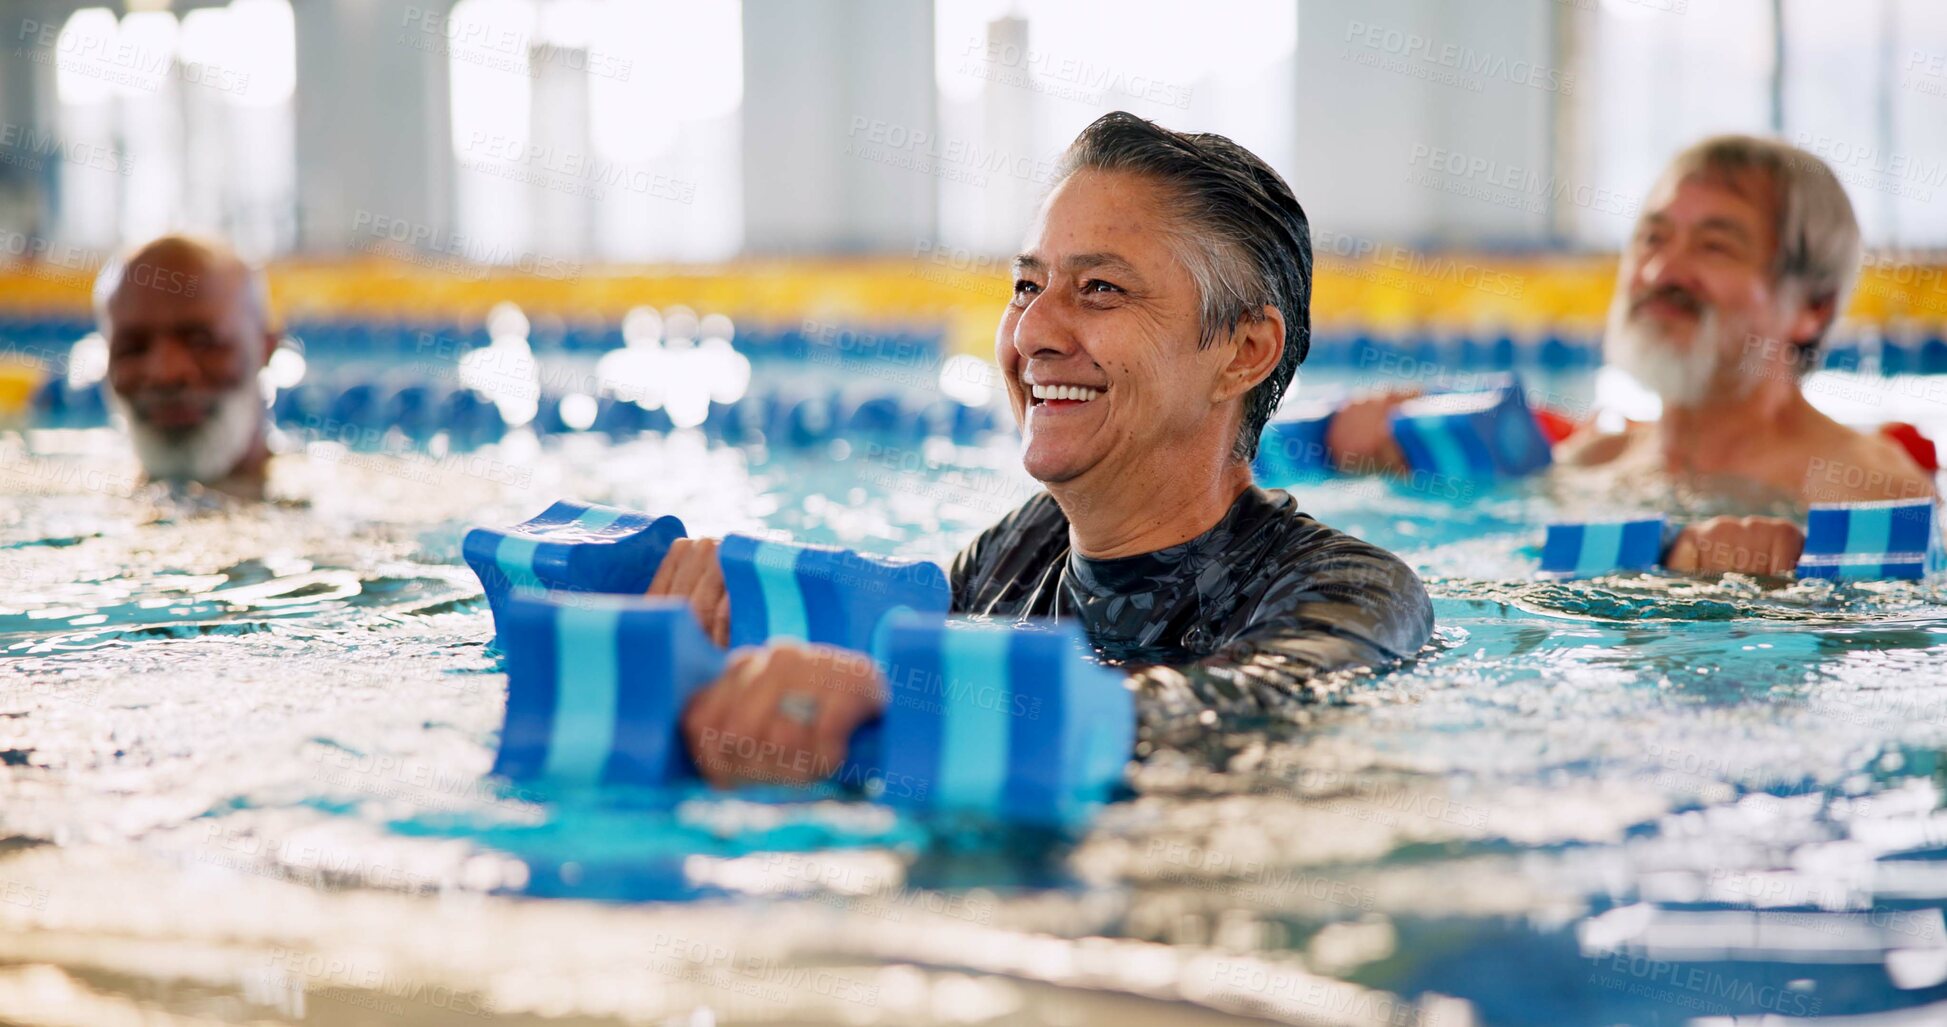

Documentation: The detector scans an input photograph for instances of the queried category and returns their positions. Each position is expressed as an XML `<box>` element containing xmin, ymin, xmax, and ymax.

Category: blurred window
<box><xmin>932</xmin><ymin>0</ymin><xmax>1297</xmax><ymax>254</ymax></box>
<box><xmin>448</xmin><ymin>0</ymin><xmax>744</xmax><ymax>265</ymax></box>
<box><xmin>49</xmin><ymin>1</ymin><xmax>296</xmax><ymax>259</ymax></box>
<box><xmin>1565</xmin><ymin>0</ymin><xmax>1947</xmax><ymax>248</ymax></box>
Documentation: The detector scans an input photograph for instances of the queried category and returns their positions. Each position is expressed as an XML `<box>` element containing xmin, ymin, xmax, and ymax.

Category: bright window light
<box><xmin>113</xmin><ymin>11</ymin><xmax>180</xmax><ymax>98</ymax></box>
<box><xmin>54</xmin><ymin>8</ymin><xmax>122</xmax><ymax>106</ymax></box>
<box><xmin>225</xmin><ymin>0</ymin><xmax>297</xmax><ymax>107</ymax></box>
<box><xmin>933</xmin><ymin>0</ymin><xmax>1013</xmax><ymax>104</ymax></box>
<box><xmin>537</xmin><ymin>0</ymin><xmax>601</xmax><ymax>49</ymax></box>
<box><xmin>447</xmin><ymin>0</ymin><xmax>538</xmax><ymax>155</ymax></box>
<box><xmin>588</xmin><ymin>0</ymin><xmax>742</xmax><ymax>162</ymax></box>
<box><xmin>933</xmin><ymin>0</ymin><xmax>1296</xmax><ymax>253</ymax></box>
<box><xmin>177</xmin><ymin>8</ymin><xmax>231</xmax><ymax>67</ymax></box>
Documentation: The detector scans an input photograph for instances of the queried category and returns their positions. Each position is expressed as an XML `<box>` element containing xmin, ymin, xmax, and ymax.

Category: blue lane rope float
<box><xmin>267</xmin><ymin>377</ymin><xmax>1003</xmax><ymax>450</ymax></box>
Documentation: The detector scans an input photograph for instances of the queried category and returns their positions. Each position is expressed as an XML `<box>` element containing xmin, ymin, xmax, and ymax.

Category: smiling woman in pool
<box><xmin>667</xmin><ymin>112</ymin><xmax>1434</xmax><ymax>783</ymax></box>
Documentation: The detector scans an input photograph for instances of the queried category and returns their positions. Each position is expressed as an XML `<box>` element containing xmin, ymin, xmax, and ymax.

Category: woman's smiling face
<box><xmin>998</xmin><ymin>169</ymin><xmax>1242</xmax><ymax>487</ymax></box>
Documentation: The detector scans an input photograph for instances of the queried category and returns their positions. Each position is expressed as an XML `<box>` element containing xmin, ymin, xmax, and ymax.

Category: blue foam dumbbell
<box><xmin>1389</xmin><ymin>377</ymin><xmax>1553</xmax><ymax>480</ymax></box>
<box><xmin>1540</xmin><ymin>500</ymin><xmax>1945</xmax><ymax>581</ymax></box>
<box><xmin>718</xmin><ymin>534</ymin><xmax>951</xmax><ymax>651</ymax></box>
<box><xmin>1252</xmin><ymin>397</ymin><xmax>1337</xmax><ymax>479</ymax></box>
<box><xmin>1539</xmin><ymin>517</ymin><xmax>1671</xmax><ymax>578</ymax></box>
<box><xmin>485</xmin><ymin>531</ymin><xmax>950</xmax><ymax>786</ymax></box>
<box><xmin>1254</xmin><ymin>375</ymin><xmax>1553</xmax><ymax>481</ymax></box>
<box><xmin>1797</xmin><ymin>499</ymin><xmax>1944</xmax><ymax>581</ymax></box>
<box><xmin>868</xmin><ymin>615</ymin><xmax>1134</xmax><ymax>823</ymax></box>
<box><xmin>491</xmin><ymin>594</ymin><xmax>1133</xmax><ymax>824</ymax></box>
<box><xmin>482</xmin><ymin>525</ymin><xmax>1132</xmax><ymax>822</ymax></box>
<box><xmin>494</xmin><ymin>594</ymin><xmax>724</xmax><ymax>784</ymax></box>
<box><xmin>461</xmin><ymin>500</ymin><xmax>688</xmax><ymax>645</ymax></box>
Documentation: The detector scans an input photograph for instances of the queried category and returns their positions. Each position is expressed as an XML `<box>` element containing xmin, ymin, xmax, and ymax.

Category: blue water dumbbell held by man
<box><xmin>1254</xmin><ymin>374</ymin><xmax>1552</xmax><ymax>483</ymax></box>
<box><xmin>1796</xmin><ymin>498</ymin><xmax>1945</xmax><ymax>580</ymax></box>
<box><xmin>1539</xmin><ymin>498</ymin><xmax>1945</xmax><ymax>581</ymax></box>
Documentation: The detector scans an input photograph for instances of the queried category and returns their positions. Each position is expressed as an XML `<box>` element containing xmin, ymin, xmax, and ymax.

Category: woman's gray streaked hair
<box><xmin>1661</xmin><ymin>134</ymin><xmax>1863</xmax><ymax>360</ymax></box>
<box><xmin>1050</xmin><ymin>111</ymin><xmax>1312</xmax><ymax>463</ymax></box>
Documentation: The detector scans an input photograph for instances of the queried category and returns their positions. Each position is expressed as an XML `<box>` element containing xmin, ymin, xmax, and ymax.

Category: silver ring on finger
<box><xmin>776</xmin><ymin>693</ymin><xmax>821</xmax><ymax>727</ymax></box>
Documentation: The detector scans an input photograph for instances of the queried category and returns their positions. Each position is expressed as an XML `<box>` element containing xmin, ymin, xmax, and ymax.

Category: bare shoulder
<box><xmin>1554</xmin><ymin>420</ymin><xmax>1648</xmax><ymax>468</ymax></box>
<box><xmin>1799</xmin><ymin>420</ymin><xmax>1938</xmax><ymax>503</ymax></box>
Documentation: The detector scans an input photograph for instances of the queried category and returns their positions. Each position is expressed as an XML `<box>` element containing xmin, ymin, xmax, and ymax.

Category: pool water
<box><xmin>2</xmin><ymin>365</ymin><xmax>1947</xmax><ymax>1026</ymax></box>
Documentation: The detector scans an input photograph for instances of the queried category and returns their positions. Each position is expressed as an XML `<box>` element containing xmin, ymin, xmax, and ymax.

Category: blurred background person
<box><xmin>96</xmin><ymin>235</ymin><xmax>276</xmax><ymax>497</ymax></box>
<box><xmin>1323</xmin><ymin>136</ymin><xmax>1937</xmax><ymax>575</ymax></box>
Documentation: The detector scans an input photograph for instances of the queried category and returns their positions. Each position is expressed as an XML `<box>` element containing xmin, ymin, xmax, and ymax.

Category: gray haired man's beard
<box><xmin>1603</xmin><ymin>291</ymin><xmax>1729</xmax><ymax>410</ymax></box>
<box><xmin>110</xmin><ymin>378</ymin><xmax>266</xmax><ymax>485</ymax></box>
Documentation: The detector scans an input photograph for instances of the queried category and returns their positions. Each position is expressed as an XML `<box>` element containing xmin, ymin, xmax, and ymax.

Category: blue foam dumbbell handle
<box><xmin>1539</xmin><ymin>517</ymin><xmax>1671</xmax><ymax>578</ymax></box>
<box><xmin>494</xmin><ymin>594</ymin><xmax>724</xmax><ymax>784</ymax></box>
<box><xmin>865</xmin><ymin>615</ymin><xmax>1134</xmax><ymax>824</ymax></box>
<box><xmin>462</xmin><ymin>500</ymin><xmax>688</xmax><ymax>645</ymax></box>
<box><xmin>1797</xmin><ymin>498</ymin><xmax>1944</xmax><ymax>581</ymax></box>
<box><xmin>718</xmin><ymin>534</ymin><xmax>952</xmax><ymax>652</ymax></box>
<box><xmin>1389</xmin><ymin>376</ymin><xmax>1553</xmax><ymax>480</ymax></box>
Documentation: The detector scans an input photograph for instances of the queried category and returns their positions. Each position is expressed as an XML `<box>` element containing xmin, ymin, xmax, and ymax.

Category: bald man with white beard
<box><xmin>1327</xmin><ymin>136</ymin><xmax>1936</xmax><ymax>576</ymax></box>
<box><xmin>97</xmin><ymin>236</ymin><xmax>277</xmax><ymax>499</ymax></box>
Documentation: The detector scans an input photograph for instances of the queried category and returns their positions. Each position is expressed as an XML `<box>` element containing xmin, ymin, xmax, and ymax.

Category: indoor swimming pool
<box><xmin>2</xmin><ymin>354</ymin><xmax>1946</xmax><ymax>1026</ymax></box>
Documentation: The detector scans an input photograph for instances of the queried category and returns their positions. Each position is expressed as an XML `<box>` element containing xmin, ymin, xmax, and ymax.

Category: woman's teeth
<box><xmin>1030</xmin><ymin>384</ymin><xmax>1103</xmax><ymax>402</ymax></box>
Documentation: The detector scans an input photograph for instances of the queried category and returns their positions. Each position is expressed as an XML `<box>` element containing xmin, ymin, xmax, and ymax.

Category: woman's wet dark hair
<box><xmin>1053</xmin><ymin>111</ymin><xmax>1313</xmax><ymax>461</ymax></box>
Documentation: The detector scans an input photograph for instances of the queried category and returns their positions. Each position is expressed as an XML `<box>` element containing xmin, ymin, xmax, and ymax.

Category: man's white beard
<box><xmin>112</xmin><ymin>376</ymin><xmax>266</xmax><ymax>485</ymax></box>
<box><xmin>1603</xmin><ymin>292</ymin><xmax>1726</xmax><ymax>410</ymax></box>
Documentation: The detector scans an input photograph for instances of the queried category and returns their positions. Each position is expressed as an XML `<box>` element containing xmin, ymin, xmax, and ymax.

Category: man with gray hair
<box><xmin>663</xmin><ymin>112</ymin><xmax>1434</xmax><ymax>783</ymax></box>
<box><xmin>1329</xmin><ymin>135</ymin><xmax>1935</xmax><ymax>575</ymax></box>
<box><xmin>97</xmin><ymin>235</ymin><xmax>278</xmax><ymax>498</ymax></box>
